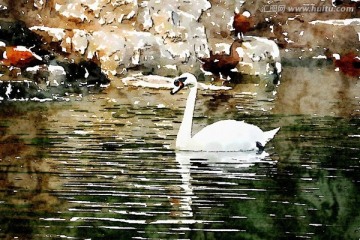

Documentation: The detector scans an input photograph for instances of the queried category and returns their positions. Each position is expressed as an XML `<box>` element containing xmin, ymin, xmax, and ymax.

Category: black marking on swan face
<box><xmin>175</xmin><ymin>77</ymin><xmax>187</xmax><ymax>85</ymax></box>
<box><xmin>170</xmin><ymin>77</ymin><xmax>187</xmax><ymax>95</ymax></box>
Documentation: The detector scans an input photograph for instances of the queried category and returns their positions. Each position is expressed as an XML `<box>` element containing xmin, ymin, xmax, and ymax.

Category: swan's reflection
<box><xmin>174</xmin><ymin>150</ymin><xmax>275</xmax><ymax>217</ymax></box>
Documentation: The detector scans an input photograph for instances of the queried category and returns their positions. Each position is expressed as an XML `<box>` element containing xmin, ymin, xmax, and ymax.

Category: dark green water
<box><xmin>0</xmin><ymin>75</ymin><xmax>359</xmax><ymax>239</ymax></box>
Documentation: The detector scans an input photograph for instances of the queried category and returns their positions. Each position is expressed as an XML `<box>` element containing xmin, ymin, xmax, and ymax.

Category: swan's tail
<box><xmin>263</xmin><ymin>127</ymin><xmax>280</xmax><ymax>144</ymax></box>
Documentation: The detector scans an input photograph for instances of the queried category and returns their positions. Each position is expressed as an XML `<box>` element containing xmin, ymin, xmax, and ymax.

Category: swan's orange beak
<box><xmin>170</xmin><ymin>77</ymin><xmax>186</xmax><ymax>95</ymax></box>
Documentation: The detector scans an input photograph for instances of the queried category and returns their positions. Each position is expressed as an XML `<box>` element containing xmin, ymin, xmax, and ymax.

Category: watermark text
<box><xmin>260</xmin><ymin>4</ymin><xmax>355</xmax><ymax>13</ymax></box>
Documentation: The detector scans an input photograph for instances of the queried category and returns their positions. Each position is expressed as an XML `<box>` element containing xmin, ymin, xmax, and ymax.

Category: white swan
<box><xmin>171</xmin><ymin>73</ymin><xmax>280</xmax><ymax>152</ymax></box>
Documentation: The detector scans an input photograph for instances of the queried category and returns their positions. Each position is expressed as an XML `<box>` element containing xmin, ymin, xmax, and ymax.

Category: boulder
<box><xmin>237</xmin><ymin>36</ymin><xmax>281</xmax><ymax>78</ymax></box>
<box><xmin>20</xmin><ymin>0</ymin><xmax>212</xmax><ymax>78</ymax></box>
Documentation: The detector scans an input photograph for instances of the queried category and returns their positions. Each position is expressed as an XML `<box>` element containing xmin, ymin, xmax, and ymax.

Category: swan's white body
<box><xmin>172</xmin><ymin>73</ymin><xmax>279</xmax><ymax>152</ymax></box>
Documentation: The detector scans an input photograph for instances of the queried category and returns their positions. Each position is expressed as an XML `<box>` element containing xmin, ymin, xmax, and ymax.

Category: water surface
<box><xmin>0</xmin><ymin>69</ymin><xmax>359</xmax><ymax>239</ymax></box>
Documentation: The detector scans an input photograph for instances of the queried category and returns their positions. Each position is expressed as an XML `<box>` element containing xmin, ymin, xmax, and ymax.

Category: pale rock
<box><xmin>55</xmin><ymin>3</ymin><xmax>89</xmax><ymax>22</ymax></box>
<box><xmin>26</xmin><ymin>0</ymin><xmax>211</xmax><ymax>77</ymax></box>
<box><xmin>178</xmin><ymin>0</ymin><xmax>212</xmax><ymax>20</ymax></box>
<box><xmin>214</xmin><ymin>43</ymin><xmax>232</xmax><ymax>54</ymax></box>
<box><xmin>47</xmin><ymin>64</ymin><xmax>66</xmax><ymax>87</ymax></box>
<box><xmin>236</xmin><ymin>36</ymin><xmax>281</xmax><ymax>77</ymax></box>
<box><xmin>72</xmin><ymin>30</ymin><xmax>89</xmax><ymax>55</ymax></box>
<box><xmin>29</xmin><ymin>26</ymin><xmax>66</xmax><ymax>42</ymax></box>
<box><xmin>25</xmin><ymin>64</ymin><xmax>66</xmax><ymax>86</ymax></box>
<box><xmin>33</xmin><ymin>0</ymin><xmax>44</xmax><ymax>9</ymax></box>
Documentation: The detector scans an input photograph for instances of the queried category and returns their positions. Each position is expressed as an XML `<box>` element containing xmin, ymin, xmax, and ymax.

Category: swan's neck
<box><xmin>176</xmin><ymin>84</ymin><xmax>197</xmax><ymax>148</ymax></box>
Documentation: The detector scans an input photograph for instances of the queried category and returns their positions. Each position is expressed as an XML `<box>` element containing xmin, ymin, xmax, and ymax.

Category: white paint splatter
<box><xmin>312</xmin><ymin>55</ymin><xmax>327</xmax><ymax>59</ymax></box>
<box><xmin>332</xmin><ymin>53</ymin><xmax>341</xmax><ymax>60</ymax></box>
<box><xmin>5</xmin><ymin>83</ymin><xmax>12</xmax><ymax>98</ymax></box>
<box><xmin>30</xmin><ymin>26</ymin><xmax>66</xmax><ymax>41</ymax></box>
<box><xmin>0</xmin><ymin>4</ymin><xmax>8</xmax><ymax>10</ymax></box>
<box><xmin>310</xmin><ymin>19</ymin><xmax>360</xmax><ymax>26</ymax></box>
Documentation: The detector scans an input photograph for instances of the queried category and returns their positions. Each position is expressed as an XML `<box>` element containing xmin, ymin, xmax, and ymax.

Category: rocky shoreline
<box><xmin>0</xmin><ymin>0</ymin><xmax>359</xmax><ymax>101</ymax></box>
<box><xmin>0</xmin><ymin>20</ymin><xmax>110</xmax><ymax>101</ymax></box>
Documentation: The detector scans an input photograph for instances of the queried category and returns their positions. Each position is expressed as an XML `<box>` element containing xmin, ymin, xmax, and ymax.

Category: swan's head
<box><xmin>170</xmin><ymin>73</ymin><xmax>197</xmax><ymax>95</ymax></box>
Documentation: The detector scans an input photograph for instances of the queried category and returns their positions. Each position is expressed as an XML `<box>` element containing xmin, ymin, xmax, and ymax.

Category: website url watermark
<box><xmin>260</xmin><ymin>4</ymin><xmax>355</xmax><ymax>13</ymax></box>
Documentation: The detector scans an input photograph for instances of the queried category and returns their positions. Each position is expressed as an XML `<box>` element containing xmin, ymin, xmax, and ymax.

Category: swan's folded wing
<box><xmin>191</xmin><ymin>120</ymin><xmax>265</xmax><ymax>151</ymax></box>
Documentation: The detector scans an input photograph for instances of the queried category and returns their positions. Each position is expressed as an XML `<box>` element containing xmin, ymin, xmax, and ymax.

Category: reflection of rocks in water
<box><xmin>0</xmin><ymin>135</ymin><xmax>61</xmax><ymax>238</ymax></box>
<box><xmin>204</xmin><ymin>92</ymin><xmax>233</xmax><ymax>112</ymax></box>
<box><xmin>0</xmin><ymin>60</ymin><xmax>110</xmax><ymax>101</ymax></box>
<box><xmin>269</xmin><ymin>115</ymin><xmax>360</xmax><ymax>239</ymax></box>
<box><xmin>0</xmin><ymin>58</ymin><xmax>110</xmax><ymax>101</ymax></box>
<box><xmin>274</xmin><ymin>60</ymin><xmax>360</xmax><ymax>117</ymax></box>
<box><xmin>327</xmin><ymin>51</ymin><xmax>360</xmax><ymax>78</ymax></box>
<box><xmin>0</xmin><ymin>106</ymin><xmax>63</xmax><ymax>239</ymax></box>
